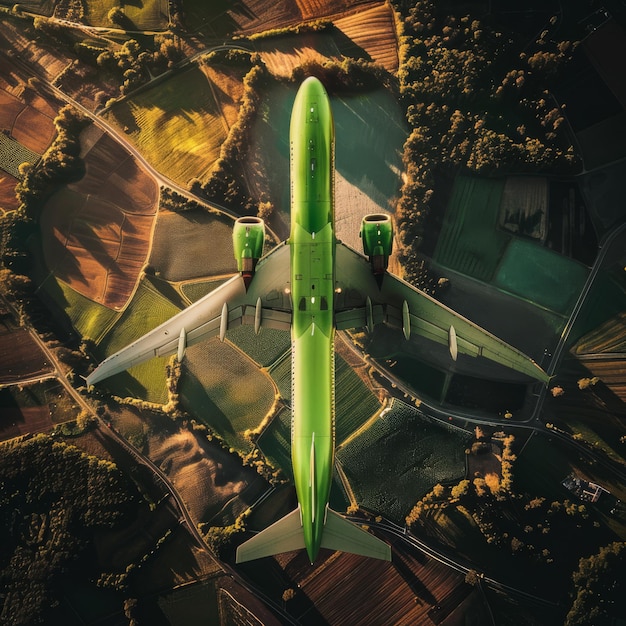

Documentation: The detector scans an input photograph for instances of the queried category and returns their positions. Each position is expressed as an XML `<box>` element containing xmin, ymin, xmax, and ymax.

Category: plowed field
<box><xmin>40</xmin><ymin>126</ymin><xmax>158</xmax><ymax>310</ymax></box>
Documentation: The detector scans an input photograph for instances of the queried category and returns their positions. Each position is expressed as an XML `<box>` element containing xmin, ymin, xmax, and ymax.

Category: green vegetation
<box><xmin>180</xmin><ymin>279</ymin><xmax>230</xmax><ymax>304</ymax></box>
<box><xmin>39</xmin><ymin>275</ymin><xmax>120</xmax><ymax>343</ymax></box>
<box><xmin>83</xmin><ymin>0</ymin><xmax>169</xmax><ymax>30</ymax></box>
<box><xmin>393</xmin><ymin>0</ymin><xmax>579</xmax><ymax>281</ymax></box>
<box><xmin>179</xmin><ymin>337</ymin><xmax>276</xmax><ymax>453</ymax></box>
<box><xmin>337</xmin><ymin>400</ymin><xmax>471</xmax><ymax>522</ymax></box>
<box><xmin>495</xmin><ymin>239</ymin><xmax>588</xmax><ymax>315</ymax></box>
<box><xmin>227</xmin><ymin>326</ymin><xmax>290</xmax><ymax>368</ymax></box>
<box><xmin>104</xmin><ymin>66</ymin><xmax>228</xmax><ymax>185</ymax></box>
<box><xmin>566</xmin><ymin>541</ymin><xmax>626</xmax><ymax>626</ymax></box>
<box><xmin>0</xmin><ymin>133</ymin><xmax>40</xmax><ymax>179</ymax></box>
<box><xmin>433</xmin><ymin>176</ymin><xmax>509</xmax><ymax>282</ymax></box>
<box><xmin>95</xmin><ymin>277</ymin><xmax>181</xmax><ymax>404</ymax></box>
<box><xmin>257</xmin><ymin>407</ymin><xmax>292</xmax><ymax>479</ymax></box>
<box><xmin>0</xmin><ymin>433</ymin><xmax>137</xmax><ymax>624</ymax></box>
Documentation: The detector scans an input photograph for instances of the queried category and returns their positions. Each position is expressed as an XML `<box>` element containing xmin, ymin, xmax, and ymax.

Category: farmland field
<box><xmin>95</xmin><ymin>276</ymin><xmax>182</xmax><ymax>403</ymax></box>
<box><xmin>82</xmin><ymin>0</ymin><xmax>169</xmax><ymax>29</ymax></box>
<box><xmin>434</xmin><ymin>175</ymin><xmax>510</xmax><ymax>282</ymax></box>
<box><xmin>181</xmin><ymin>0</ymin><xmax>374</xmax><ymax>36</ymax></box>
<box><xmin>40</xmin><ymin>125</ymin><xmax>158</xmax><ymax>309</ymax></box>
<box><xmin>336</xmin><ymin>400</ymin><xmax>471</xmax><ymax>522</ymax></box>
<box><xmin>180</xmin><ymin>278</ymin><xmax>230</xmax><ymax>304</ymax></box>
<box><xmin>149</xmin><ymin>209</ymin><xmax>236</xmax><ymax>282</ymax></box>
<box><xmin>149</xmin><ymin>429</ymin><xmax>267</xmax><ymax>525</ymax></box>
<box><xmin>0</xmin><ymin>172</ymin><xmax>19</xmax><ymax>212</ymax></box>
<box><xmin>257</xmin><ymin>406</ymin><xmax>292</xmax><ymax>478</ymax></box>
<box><xmin>0</xmin><ymin>325</ymin><xmax>53</xmax><ymax>383</ymax></box>
<box><xmin>0</xmin><ymin>133</ymin><xmax>40</xmax><ymax>178</ymax></box>
<box><xmin>38</xmin><ymin>274</ymin><xmax>120</xmax><ymax>343</ymax></box>
<box><xmin>179</xmin><ymin>337</ymin><xmax>276</xmax><ymax>453</ymax></box>
<box><xmin>227</xmin><ymin>325</ymin><xmax>290</xmax><ymax>367</ymax></box>
<box><xmin>104</xmin><ymin>67</ymin><xmax>228</xmax><ymax>186</ymax></box>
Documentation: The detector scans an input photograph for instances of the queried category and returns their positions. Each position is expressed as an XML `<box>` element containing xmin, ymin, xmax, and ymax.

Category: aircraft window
<box><xmin>311</xmin><ymin>158</ymin><xmax>316</xmax><ymax>172</ymax></box>
<box><xmin>299</xmin><ymin>297</ymin><xmax>306</xmax><ymax>311</ymax></box>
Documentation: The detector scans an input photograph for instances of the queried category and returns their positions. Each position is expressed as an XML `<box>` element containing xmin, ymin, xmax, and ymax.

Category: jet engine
<box><xmin>233</xmin><ymin>216</ymin><xmax>265</xmax><ymax>289</ymax></box>
<box><xmin>360</xmin><ymin>213</ymin><xmax>393</xmax><ymax>281</ymax></box>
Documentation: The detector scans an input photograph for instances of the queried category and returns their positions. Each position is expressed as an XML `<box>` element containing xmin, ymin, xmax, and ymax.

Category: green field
<box><xmin>495</xmin><ymin>239</ymin><xmax>588</xmax><ymax>315</ymax></box>
<box><xmin>257</xmin><ymin>406</ymin><xmax>292</xmax><ymax>478</ymax></box>
<box><xmin>179</xmin><ymin>337</ymin><xmax>275</xmax><ymax>453</ymax></box>
<box><xmin>227</xmin><ymin>325</ymin><xmax>290</xmax><ymax>367</ymax></box>
<box><xmin>104</xmin><ymin>67</ymin><xmax>227</xmax><ymax>185</ymax></box>
<box><xmin>96</xmin><ymin>276</ymin><xmax>181</xmax><ymax>403</ymax></box>
<box><xmin>0</xmin><ymin>133</ymin><xmax>40</xmax><ymax>179</ymax></box>
<box><xmin>40</xmin><ymin>275</ymin><xmax>120</xmax><ymax>343</ymax></box>
<box><xmin>180</xmin><ymin>278</ymin><xmax>230</xmax><ymax>304</ymax></box>
<box><xmin>336</xmin><ymin>400</ymin><xmax>471</xmax><ymax>522</ymax></box>
<box><xmin>434</xmin><ymin>175</ymin><xmax>510</xmax><ymax>282</ymax></box>
<box><xmin>83</xmin><ymin>0</ymin><xmax>169</xmax><ymax>29</ymax></box>
<box><xmin>149</xmin><ymin>209</ymin><xmax>236</xmax><ymax>282</ymax></box>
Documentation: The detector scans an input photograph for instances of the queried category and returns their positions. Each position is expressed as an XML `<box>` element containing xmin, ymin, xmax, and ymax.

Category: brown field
<box><xmin>574</xmin><ymin>312</ymin><xmax>626</xmax><ymax>354</ymax></box>
<box><xmin>265</xmin><ymin>536</ymin><xmax>488</xmax><ymax>624</ymax></box>
<box><xmin>40</xmin><ymin>126</ymin><xmax>158</xmax><ymax>310</ymax></box>
<box><xmin>0</xmin><ymin>406</ymin><xmax>53</xmax><ymax>441</ymax></box>
<box><xmin>0</xmin><ymin>22</ymin><xmax>71</xmax><ymax>84</ymax></box>
<box><xmin>334</xmin><ymin>2</ymin><xmax>399</xmax><ymax>72</ymax></box>
<box><xmin>0</xmin><ymin>325</ymin><xmax>53</xmax><ymax>383</ymax></box>
<box><xmin>296</xmin><ymin>0</ymin><xmax>374</xmax><ymax>22</ymax></box>
<box><xmin>149</xmin><ymin>429</ymin><xmax>266</xmax><ymax>524</ymax></box>
<box><xmin>576</xmin><ymin>357</ymin><xmax>626</xmax><ymax>403</ymax></box>
<box><xmin>200</xmin><ymin>64</ymin><xmax>247</xmax><ymax>129</ymax></box>
<box><xmin>0</xmin><ymin>173</ymin><xmax>19</xmax><ymax>212</ymax></box>
<box><xmin>0</xmin><ymin>56</ymin><xmax>57</xmax><ymax>154</ymax></box>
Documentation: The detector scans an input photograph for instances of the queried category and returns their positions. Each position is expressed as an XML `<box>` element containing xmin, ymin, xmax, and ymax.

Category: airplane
<box><xmin>86</xmin><ymin>76</ymin><xmax>549</xmax><ymax>565</ymax></box>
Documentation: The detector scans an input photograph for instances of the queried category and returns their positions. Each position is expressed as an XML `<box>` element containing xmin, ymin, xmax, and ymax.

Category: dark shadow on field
<box><xmin>179</xmin><ymin>366</ymin><xmax>236</xmax><ymax>437</ymax></box>
<box><xmin>235</xmin><ymin>556</ymin><xmax>330</xmax><ymax>626</ymax></box>
<box><xmin>392</xmin><ymin>549</ymin><xmax>437</xmax><ymax>607</ymax></box>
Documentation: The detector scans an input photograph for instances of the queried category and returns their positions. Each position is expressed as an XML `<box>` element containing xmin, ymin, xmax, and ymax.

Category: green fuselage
<box><xmin>289</xmin><ymin>76</ymin><xmax>336</xmax><ymax>563</ymax></box>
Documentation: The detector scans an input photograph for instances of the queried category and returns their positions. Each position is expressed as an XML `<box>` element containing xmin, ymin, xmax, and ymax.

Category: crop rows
<box><xmin>227</xmin><ymin>325</ymin><xmax>291</xmax><ymax>367</ymax></box>
<box><xmin>257</xmin><ymin>407</ymin><xmax>292</xmax><ymax>478</ymax></box>
<box><xmin>105</xmin><ymin>67</ymin><xmax>227</xmax><ymax>185</ymax></box>
<box><xmin>83</xmin><ymin>0</ymin><xmax>169</xmax><ymax>29</ymax></box>
<box><xmin>180</xmin><ymin>337</ymin><xmax>275</xmax><ymax>453</ymax></box>
<box><xmin>337</xmin><ymin>400</ymin><xmax>471</xmax><ymax>522</ymax></box>
<box><xmin>0</xmin><ymin>133</ymin><xmax>39</xmax><ymax>179</ymax></box>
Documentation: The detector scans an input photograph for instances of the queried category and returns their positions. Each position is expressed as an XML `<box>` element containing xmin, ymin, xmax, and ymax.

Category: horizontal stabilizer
<box><xmin>236</xmin><ymin>508</ymin><xmax>304</xmax><ymax>563</ymax></box>
<box><xmin>321</xmin><ymin>509</ymin><xmax>391</xmax><ymax>561</ymax></box>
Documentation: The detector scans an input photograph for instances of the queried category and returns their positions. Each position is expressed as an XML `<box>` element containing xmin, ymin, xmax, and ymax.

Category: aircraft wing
<box><xmin>86</xmin><ymin>244</ymin><xmax>293</xmax><ymax>386</ymax></box>
<box><xmin>334</xmin><ymin>242</ymin><xmax>549</xmax><ymax>384</ymax></box>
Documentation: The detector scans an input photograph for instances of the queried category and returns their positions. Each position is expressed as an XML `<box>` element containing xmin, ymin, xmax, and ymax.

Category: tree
<box><xmin>566</xmin><ymin>542</ymin><xmax>626</xmax><ymax>626</ymax></box>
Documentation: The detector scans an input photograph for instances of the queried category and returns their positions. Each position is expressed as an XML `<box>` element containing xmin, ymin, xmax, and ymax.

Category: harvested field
<box><xmin>0</xmin><ymin>402</ymin><xmax>53</xmax><ymax>441</ymax></box>
<box><xmin>150</xmin><ymin>429</ymin><xmax>267</xmax><ymax>524</ymax></box>
<box><xmin>82</xmin><ymin>0</ymin><xmax>169</xmax><ymax>29</ymax></box>
<box><xmin>249</xmin><ymin>537</ymin><xmax>483</xmax><ymax>625</ymax></box>
<box><xmin>0</xmin><ymin>325</ymin><xmax>52</xmax><ymax>383</ymax></box>
<box><xmin>0</xmin><ymin>21</ymin><xmax>71</xmax><ymax>83</ymax></box>
<box><xmin>199</xmin><ymin>63</ymin><xmax>248</xmax><ymax>129</ymax></box>
<box><xmin>149</xmin><ymin>209</ymin><xmax>236</xmax><ymax>282</ymax></box>
<box><xmin>0</xmin><ymin>173</ymin><xmax>19</xmax><ymax>212</ymax></box>
<box><xmin>334</xmin><ymin>2</ymin><xmax>399</xmax><ymax>72</ymax></box>
<box><xmin>40</xmin><ymin>126</ymin><xmax>158</xmax><ymax>310</ymax></box>
<box><xmin>183</xmin><ymin>0</ymin><xmax>374</xmax><ymax>36</ymax></box>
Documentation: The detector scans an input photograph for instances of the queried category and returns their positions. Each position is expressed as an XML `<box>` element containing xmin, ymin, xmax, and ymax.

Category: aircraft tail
<box><xmin>235</xmin><ymin>507</ymin><xmax>391</xmax><ymax>563</ymax></box>
<box><xmin>320</xmin><ymin>509</ymin><xmax>391</xmax><ymax>561</ymax></box>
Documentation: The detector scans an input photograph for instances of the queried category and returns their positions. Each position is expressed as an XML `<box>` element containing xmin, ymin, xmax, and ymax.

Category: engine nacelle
<box><xmin>233</xmin><ymin>216</ymin><xmax>265</xmax><ymax>289</ymax></box>
<box><xmin>360</xmin><ymin>213</ymin><xmax>393</xmax><ymax>279</ymax></box>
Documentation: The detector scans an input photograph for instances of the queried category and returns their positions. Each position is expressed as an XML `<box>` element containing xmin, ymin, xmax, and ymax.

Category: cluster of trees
<box><xmin>565</xmin><ymin>541</ymin><xmax>626</xmax><ymax>626</ymax></box>
<box><xmin>405</xmin><ymin>433</ymin><xmax>601</xmax><ymax>570</ymax></box>
<box><xmin>0</xmin><ymin>434</ymin><xmax>137</xmax><ymax>624</ymax></box>
<box><xmin>390</xmin><ymin>0</ymin><xmax>579</xmax><ymax>281</ymax></box>
<box><xmin>200</xmin><ymin>509</ymin><xmax>250</xmax><ymax>559</ymax></box>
